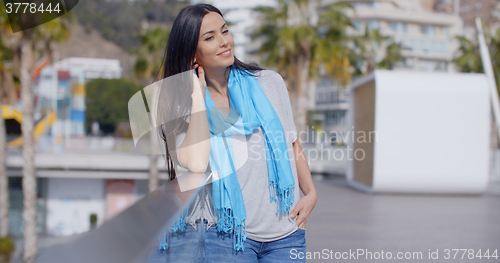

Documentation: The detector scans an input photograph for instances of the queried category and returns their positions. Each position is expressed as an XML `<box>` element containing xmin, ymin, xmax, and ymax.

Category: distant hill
<box><xmin>54</xmin><ymin>0</ymin><xmax>187</xmax><ymax>79</ymax></box>
<box><xmin>72</xmin><ymin>0</ymin><xmax>184</xmax><ymax>51</ymax></box>
<box><xmin>55</xmin><ymin>22</ymin><xmax>136</xmax><ymax>78</ymax></box>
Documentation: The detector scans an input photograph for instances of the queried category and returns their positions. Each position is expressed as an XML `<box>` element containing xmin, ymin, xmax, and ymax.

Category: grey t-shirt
<box><xmin>176</xmin><ymin>69</ymin><xmax>301</xmax><ymax>242</ymax></box>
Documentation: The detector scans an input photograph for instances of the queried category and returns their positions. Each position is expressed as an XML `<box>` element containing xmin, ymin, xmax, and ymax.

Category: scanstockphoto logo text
<box><xmin>290</xmin><ymin>248</ymin><xmax>499</xmax><ymax>261</ymax></box>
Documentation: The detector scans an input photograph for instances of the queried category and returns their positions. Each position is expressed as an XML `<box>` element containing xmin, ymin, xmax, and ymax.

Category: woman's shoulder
<box><xmin>253</xmin><ymin>70</ymin><xmax>289</xmax><ymax>102</ymax></box>
<box><xmin>254</xmin><ymin>70</ymin><xmax>286</xmax><ymax>89</ymax></box>
<box><xmin>255</xmin><ymin>69</ymin><xmax>284</xmax><ymax>82</ymax></box>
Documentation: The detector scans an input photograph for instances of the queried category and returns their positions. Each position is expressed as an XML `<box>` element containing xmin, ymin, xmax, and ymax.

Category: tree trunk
<box><xmin>0</xmin><ymin>104</ymin><xmax>8</xmax><ymax>238</ymax></box>
<box><xmin>21</xmin><ymin>38</ymin><xmax>37</xmax><ymax>263</ymax></box>
<box><xmin>291</xmin><ymin>44</ymin><xmax>311</xmax><ymax>142</ymax></box>
<box><xmin>490</xmin><ymin>107</ymin><xmax>500</xmax><ymax>181</ymax></box>
<box><xmin>1</xmin><ymin>69</ymin><xmax>18</xmax><ymax>103</ymax></box>
<box><xmin>149</xmin><ymin>130</ymin><xmax>159</xmax><ymax>193</ymax></box>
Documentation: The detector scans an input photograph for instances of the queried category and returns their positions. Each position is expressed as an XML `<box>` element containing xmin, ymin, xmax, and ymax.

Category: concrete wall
<box><xmin>46</xmin><ymin>178</ymin><xmax>105</xmax><ymax>236</ymax></box>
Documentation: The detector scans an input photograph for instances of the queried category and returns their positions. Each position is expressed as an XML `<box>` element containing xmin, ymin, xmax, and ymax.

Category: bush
<box><xmin>85</xmin><ymin>78</ymin><xmax>143</xmax><ymax>135</ymax></box>
<box><xmin>0</xmin><ymin>235</ymin><xmax>15</xmax><ymax>263</ymax></box>
<box><xmin>90</xmin><ymin>213</ymin><xmax>98</xmax><ymax>230</ymax></box>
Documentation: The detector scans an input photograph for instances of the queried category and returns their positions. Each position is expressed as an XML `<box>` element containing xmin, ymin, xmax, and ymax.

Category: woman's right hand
<box><xmin>177</xmin><ymin>60</ymin><xmax>210</xmax><ymax>173</ymax></box>
<box><xmin>192</xmin><ymin>61</ymin><xmax>206</xmax><ymax>96</ymax></box>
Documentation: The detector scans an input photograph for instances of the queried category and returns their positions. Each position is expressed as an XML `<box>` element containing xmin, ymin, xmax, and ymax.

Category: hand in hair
<box><xmin>192</xmin><ymin>62</ymin><xmax>207</xmax><ymax>97</ymax></box>
<box><xmin>176</xmin><ymin>61</ymin><xmax>210</xmax><ymax>173</ymax></box>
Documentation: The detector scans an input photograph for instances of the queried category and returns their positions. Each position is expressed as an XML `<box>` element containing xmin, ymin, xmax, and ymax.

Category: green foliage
<box><xmin>453</xmin><ymin>26</ymin><xmax>500</xmax><ymax>90</ymax></box>
<box><xmin>0</xmin><ymin>235</ymin><xmax>15</xmax><ymax>263</ymax></box>
<box><xmin>377</xmin><ymin>42</ymin><xmax>404</xmax><ymax>70</ymax></box>
<box><xmin>453</xmin><ymin>36</ymin><xmax>483</xmax><ymax>73</ymax></box>
<box><xmin>85</xmin><ymin>78</ymin><xmax>143</xmax><ymax>134</ymax></box>
<box><xmin>252</xmin><ymin>0</ymin><xmax>354</xmax><ymax>87</ymax></box>
<box><xmin>350</xmin><ymin>28</ymin><xmax>403</xmax><ymax>76</ymax></box>
<box><xmin>130</xmin><ymin>27</ymin><xmax>170</xmax><ymax>81</ymax></box>
<box><xmin>90</xmin><ymin>213</ymin><xmax>98</xmax><ymax>224</ymax></box>
<box><xmin>134</xmin><ymin>56</ymin><xmax>149</xmax><ymax>78</ymax></box>
<box><xmin>252</xmin><ymin>1</ymin><xmax>401</xmax><ymax>87</ymax></box>
<box><xmin>0</xmin><ymin>37</ymin><xmax>12</xmax><ymax>63</ymax></box>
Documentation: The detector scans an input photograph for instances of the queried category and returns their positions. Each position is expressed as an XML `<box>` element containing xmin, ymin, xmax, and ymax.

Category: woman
<box><xmin>148</xmin><ymin>3</ymin><xmax>317</xmax><ymax>263</ymax></box>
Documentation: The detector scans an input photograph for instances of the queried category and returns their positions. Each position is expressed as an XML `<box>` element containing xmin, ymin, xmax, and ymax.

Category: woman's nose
<box><xmin>220</xmin><ymin>37</ymin><xmax>228</xmax><ymax>47</ymax></box>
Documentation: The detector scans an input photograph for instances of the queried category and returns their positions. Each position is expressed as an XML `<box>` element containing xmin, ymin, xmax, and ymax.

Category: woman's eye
<box><xmin>223</xmin><ymin>29</ymin><xmax>229</xmax><ymax>34</ymax></box>
<box><xmin>205</xmin><ymin>36</ymin><xmax>213</xmax><ymax>41</ymax></box>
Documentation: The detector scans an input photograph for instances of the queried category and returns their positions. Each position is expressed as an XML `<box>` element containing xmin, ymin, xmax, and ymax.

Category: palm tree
<box><xmin>0</xmin><ymin>8</ymin><xmax>71</xmax><ymax>259</ymax></box>
<box><xmin>376</xmin><ymin>42</ymin><xmax>403</xmax><ymax>70</ymax></box>
<box><xmin>350</xmin><ymin>28</ymin><xmax>402</xmax><ymax>75</ymax></box>
<box><xmin>131</xmin><ymin>26</ymin><xmax>170</xmax><ymax>83</ymax></box>
<box><xmin>19</xmin><ymin>28</ymin><xmax>38</xmax><ymax>263</ymax></box>
<box><xmin>453</xmin><ymin>26</ymin><xmax>500</xmax><ymax>93</ymax></box>
<box><xmin>453</xmin><ymin>25</ymin><xmax>500</xmax><ymax>175</ymax></box>
<box><xmin>0</xmin><ymin>3</ymin><xmax>20</xmax><ymax>240</ymax></box>
<box><xmin>0</xmin><ymin>47</ymin><xmax>11</xmax><ymax>240</ymax></box>
<box><xmin>453</xmin><ymin>36</ymin><xmax>483</xmax><ymax>73</ymax></box>
<box><xmin>0</xmin><ymin>47</ymin><xmax>19</xmax><ymax>240</ymax></box>
<box><xmin>24</xmin><ymin>19</ymin><xmax>70</xmax><ymax>262</ymax></box>
<box><xmin>252</xmin><ymin>0</ymin><xmax>353</xmax><ymax>136</ymax></box>
<box><xmin>131</xmin><ymin>26</ymin><xmax>170</xmax><ymax>192</ymax></box>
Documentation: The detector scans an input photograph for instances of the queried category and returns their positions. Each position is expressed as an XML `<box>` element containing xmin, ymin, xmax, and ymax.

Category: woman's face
<box><xmin>195</xmin><ymin>12</ymin><xmax>235</xmax><ymax>69</ymax></box>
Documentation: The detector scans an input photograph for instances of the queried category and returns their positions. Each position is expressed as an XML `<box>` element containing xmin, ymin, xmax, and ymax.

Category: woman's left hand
<box><xmin>290</xmin><ymin>190</ymin><xmax>317</xmax><ymax>229</ymax></box>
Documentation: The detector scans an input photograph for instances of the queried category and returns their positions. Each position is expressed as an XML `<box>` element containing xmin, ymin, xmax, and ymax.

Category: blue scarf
<box><xmin>206</xmin><ymin>66</ymin><xmax>296</xmax><ymax>251</ymax></box>
<box><xmin>159</xmin><ymin>66</ymin><xmax>295</xmax><ymax>251</ymax></box>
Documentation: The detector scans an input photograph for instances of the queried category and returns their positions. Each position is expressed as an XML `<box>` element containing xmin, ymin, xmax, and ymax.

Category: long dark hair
<box><xmin>154</xmin><ymin>4</ymin><xmax>264</xmax><ymax>181</ymax></box>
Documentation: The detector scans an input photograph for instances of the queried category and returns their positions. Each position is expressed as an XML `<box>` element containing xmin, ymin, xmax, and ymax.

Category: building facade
<box><xmin>35</xmin><ymin>57</ymin><xmax>122</xmax><ymax>151</ymax></box>
<box><xmin>314</xmin><ymin>0</ymin><xmax>463</xmax><ymax>144</ymax></box>
<box><xmin>458</xmin><ymin>0</ymin><xmax>499</xmax><ymax>29</ymax></box>
<box><xmin>8</xmin><ymin>58</ymin><xmax>125</xmax><ymax>236</ymax></box>
<box><xmin>341</xmin><ymin>0</ymin><xmax>463</xmax><ymax>72</ymax></box>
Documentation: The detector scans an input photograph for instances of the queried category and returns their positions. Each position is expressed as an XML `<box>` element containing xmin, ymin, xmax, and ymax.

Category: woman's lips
<box><xmin>217</xmin><ymin>49</ymin><xmax>232</xmax><ymax>57</ymax></box>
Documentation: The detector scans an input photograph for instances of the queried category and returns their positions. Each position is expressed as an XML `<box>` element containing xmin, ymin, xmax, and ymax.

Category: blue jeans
<box><xmin>145</xmin><ymin>221</ymin><xmax>205</xmax><ymax>263</ymax></box>
<box><xmin>204</xmin><ymin>225</ymin><xmax>307</xmax><ymax>263</ymax></box>
<box><xmin>146</xmin><ymin>219</ymin><xmax>307</xmax><ymax>263</ymax></box>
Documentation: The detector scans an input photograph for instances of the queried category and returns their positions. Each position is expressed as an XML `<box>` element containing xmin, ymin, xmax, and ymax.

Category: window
<box><xmin>399</xmin><ymin>38</ymin><xmax>448</xmax><ymax>54</ymax></box>
<box><xmin>352</xmin><ymin>20</ymin><xmax>364</xmax><ymax>32</ymax></box>
<box><xmin>389</xmin><ymin>22</ymin><xmax>398</xmax><ymax>32</ymax></box>
<box><xmin>390</xmin><ymin>22</ymin><xmax>408</xmax><ymax>33</ymax></box>
<box><xmin>443</xmin><ymin>27</ymin><xmax>449</xmax><ymax>37</ymax></box>
<box><xmin>402</xmin><ymin>23</ymin><xmax>408</xmax><ymax>33</ymax></box>
<box><xmin>421</xmin><ymin>25</ymin><xmax>436</xmax><ymax>35</ymax></box>
<box><xmin>367</xmin><ymin>20</ymin><xmax>380</xmax><ymax>31</ymax></box>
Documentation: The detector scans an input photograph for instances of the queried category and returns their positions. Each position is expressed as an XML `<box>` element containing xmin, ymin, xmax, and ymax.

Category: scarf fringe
<box><xmin>269</xmin><ymin>182</ymin><xmax>295</xmax><ymax>214</ymax></box>
<box><xmin>158</xmin><ymin>230</ymin><xmax>169</xmax><ymax>250</ymax></box>
<box><xmin>215</xmin><ymin>208</ymin><xmax>247</xmax><ymax>251</ymax></box>
<box><xmin>158</xmin><ymin>206</ymin><xmax>189</xmax><ymax>250</ymax></box>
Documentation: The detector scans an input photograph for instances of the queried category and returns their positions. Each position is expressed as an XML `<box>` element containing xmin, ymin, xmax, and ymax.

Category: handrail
<box><xmin>35</xmin><ymin>172</ymin><xmax>210</xmax><ymax>263</ymax></box>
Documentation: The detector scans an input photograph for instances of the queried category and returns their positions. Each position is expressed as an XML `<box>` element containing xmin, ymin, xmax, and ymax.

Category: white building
<box><xmin>53</xmin><ymin>57</ymin><xmax>123</xmax><ymax>80</ymax></box>
<box><xmin>339</xmin><ymin>0</ymin><xmax>463</xmax><ymax>72</ymax></box>
<box><xmin>316</xmin><ymin>0</ymin><xmax>463</xmax><ymax>144</ymax></box>
<box><xmin>35</xmin><ymin>57</ymin><xmax>123</xmax><ymax>150</ymax></box>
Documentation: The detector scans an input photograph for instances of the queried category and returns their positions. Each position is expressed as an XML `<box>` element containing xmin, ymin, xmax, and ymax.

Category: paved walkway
<box><xmin>304</xmin><ymin>175</ymin><xmax>500</xmax><ymax>262</ymax></box>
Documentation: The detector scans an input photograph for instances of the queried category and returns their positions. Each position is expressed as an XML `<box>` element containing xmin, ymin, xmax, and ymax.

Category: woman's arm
<box><xmin>176</xmin><ymin>66</ymin><xmax>211</xmax><ymax>173</ymax></box>
<box><xmin>290</xmin><ymin>139</ymin><xmax>317</xmax><ymax>228</ymax></box>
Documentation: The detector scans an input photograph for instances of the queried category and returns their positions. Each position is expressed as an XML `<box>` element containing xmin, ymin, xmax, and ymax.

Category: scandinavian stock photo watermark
<box><xmin>127</xmin><ymin>69</ymin><xmax>379</xmax><ymax>191</ymax></box>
